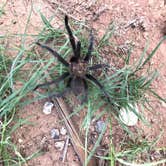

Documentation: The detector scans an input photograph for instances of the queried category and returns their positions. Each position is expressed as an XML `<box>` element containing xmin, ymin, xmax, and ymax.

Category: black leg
<box><xmin>34</xmin><ymin>72</ymin><xmax>70</xmax><ymax>90</ymax></box>
<box><xmin>84</xmin><ymin>31</ymin><xmax>94</xmax><ymax>62</ymax></box>
<box><xmin>88</xmin><ymin>64</ymin><xmax>110</xmax><ymax>71</ymax></box>
<box><xmin>47</xmin><ymin>88</ymin><xmax>70</xmax><ymax>98</ymax></box>
<box><xmin>81</xmin><ymin>79</ymin><xmax>88</xmax><ymax>104</ymax></box>
<box><xmin>85</xmin><ymin>74</ymin><xmax>110</xmax><ymax>101</ymax></box>
<box><xmin>65</xmin><ymin>15</ymin><xmax>76</xmax><ymax>55</ymax></box>
<box><xmin>36</xmin><ymin>42</ymin><xmax>69</xmax><ymax>67</ymax></box>
<box><xmin>75</xmin><ymin>41</ymin><xmax>81</xmax><ymax>60</ymax></box>
<box><xmin>70</xmin><ymin>41</ymin><xmax>81</xmax><ymax>63</ymax></box>
<box><xmin>66</xmin><ymin>77</ymin><xmax>72</xmax><ymax>87</ymax></box>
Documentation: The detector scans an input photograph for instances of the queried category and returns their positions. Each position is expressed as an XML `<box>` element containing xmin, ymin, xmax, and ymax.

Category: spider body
<box><xmin>34</xmin><ymin>15</ymin><xmax>110</xmax><ymax>103</ymax></box>
<box><xmin>70</xmin><ymin>76</ymin><xmax>85</xmax><ymax>96</ymax></box>
<box><xmin>69</xmin><ymin>60</ymin><xmax>88</xmax><ymax>78</ymax></box>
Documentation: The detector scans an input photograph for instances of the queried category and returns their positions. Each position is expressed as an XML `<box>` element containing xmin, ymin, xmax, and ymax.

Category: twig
<box><xmin>60</xmin><ymin>135</ymin><xmax>70</xmax><ymax>162</ymax></box>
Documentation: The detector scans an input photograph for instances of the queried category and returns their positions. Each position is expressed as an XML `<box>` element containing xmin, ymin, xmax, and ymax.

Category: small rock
<box><xmin>60</xmin><ymin>127</ymin><xmax>67</xmax><ymax>135</ymax></box>
<box><xmin>161</xmin><ymin>101</ymin><xmax>166</xmax><ymax>108</ymax></box>
<box><xmin>95</xmin><ymin>120</ymin><xmax>105</xmax><ymax>133</ymax></box>
<box><xmin>54</xmin><ymin>141</ymin><xmax>65</xmax><ymax>151</ymax></box>
<box><xmin>119</xmin><ymin>103</ymin><xmax>139</xmax><ymax>126</ymax></box>
<box><xmin>51</xmin><ymin>128</ymin><xmax>60</xmax><ymax>139</ymax></box>
<box><xmin>18</xmin><ymin>138</ymin><xmax>23</xmax><ymax>143</ymax></box>
<box><xmin>43</xmin><ymin>101</ymin><xmax>54</xmax><ymax>115</ymax></box>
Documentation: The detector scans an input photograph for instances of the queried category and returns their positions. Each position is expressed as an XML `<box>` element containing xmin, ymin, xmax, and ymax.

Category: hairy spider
<box><xmin>34</xmin><ymin>15</ymin><xmax>110</xmax><ymax>103</ymax></box>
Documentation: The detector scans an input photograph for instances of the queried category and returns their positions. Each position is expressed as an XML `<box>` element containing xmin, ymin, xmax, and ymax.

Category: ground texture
<box><xmin>1</xmin><ymin>0</ymin><xmax>166</xmax><ymax>165</ymax></box>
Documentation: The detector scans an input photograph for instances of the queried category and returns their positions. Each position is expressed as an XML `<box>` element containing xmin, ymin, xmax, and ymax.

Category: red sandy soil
<box><xmin>1</xmin><ymin>0</ymin><xmax>165</xmax><ymax>165</ymax></box>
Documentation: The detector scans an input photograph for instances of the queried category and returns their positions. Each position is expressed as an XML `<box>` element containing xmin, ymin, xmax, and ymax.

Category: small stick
<box><xmin>60</xmin><ymin>135</ymin><xmax>70</xmax><ymax>162</ymax></box>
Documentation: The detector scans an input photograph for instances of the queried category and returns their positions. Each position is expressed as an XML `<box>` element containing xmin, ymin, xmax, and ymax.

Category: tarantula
<box><xmin>34</xmin><ymin>15</ymin><xmax>110</xmax><ymax>103</ymax></box>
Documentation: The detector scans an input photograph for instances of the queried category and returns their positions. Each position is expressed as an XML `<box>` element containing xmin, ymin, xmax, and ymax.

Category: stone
<box><xmin>51</xmin><ymin>128</ymin><xmax>60</xmax><ymax>139</ymax></box>
<box><xmin>95</xmin><ymin>120</ymin><xmax>105</xmax><ymax>133</ymax></box>
<box><xmin>43</xmin><ymin>101</ymin><xmax>54</xmax><ymax>115</ymax></box>
<box><xmin>54</xmin><ymin>141</ymin><xmax>65</xmax><ymax>151</ymax></box>
<box><xmin>60</xmin><ymin>127</ymin><xmax>67</xmax><ymax>135</ymax></box>
<box><xmin>119</xmin><ymin>103</ymin><xmax>139</xmax><ymax>126</ymax></box>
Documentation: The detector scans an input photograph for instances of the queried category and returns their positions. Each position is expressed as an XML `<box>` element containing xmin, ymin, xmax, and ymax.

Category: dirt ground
<box><xmin>1</xmin><ymin>0</ymin><xmax>166</xmax><ymax>165</ymax></box>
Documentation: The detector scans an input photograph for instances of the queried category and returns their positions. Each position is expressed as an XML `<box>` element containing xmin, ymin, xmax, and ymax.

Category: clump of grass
<box><xmin>33</xmin><ymin>14</ymin><xmax>166</xmax><ymax>165</ymax></box>
<box><xmin>0</xmin><ymin>39</ymin><xmax>47</xmax><ymax>165</ymax></box>
<box><xmin>0</xmin><ymin>11</ymin><xmax>54</xmax><ymax>165</ymax></box>
<box><xmin>107</xmin><ymin>129</ymin><xmax>166</xmax><ymax>166</ymax></box>
<box><xmin>0</xmin><ymin>45</ymin><xmax>12</xmax><ymax>102</ymax></box>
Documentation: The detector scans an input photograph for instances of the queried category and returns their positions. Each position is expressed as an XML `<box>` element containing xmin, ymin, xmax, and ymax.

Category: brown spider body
<box><xmin>70</xmin><ymin>76</ymin><xmax>85</xmax><ymax>96</ymax></box>
<box><xmin>69</xmin><ymin>61</ymin><xmax>88</xmax><ymax>78</ymax></box>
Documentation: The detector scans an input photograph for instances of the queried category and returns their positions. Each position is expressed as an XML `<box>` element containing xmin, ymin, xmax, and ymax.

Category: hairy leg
<box><xmin>66</xmin><ymin>77</ymin><xmax>72</xmax><ymax>87</ymax></box>
<box><xmin>36</xmin><ymin>42</ymin><xmax>69</xmax><ymax>67</ymax></box>
<box><xmin>75</xmin><ymin>41</ymin><xmax>81</xmax><ymax>60</ymax></box>
<box><xmin>69</xmin><ymin>41</ymin><xmax>81</xmax><ymax>63</ymax></box>
<box><xmin>85</xmin><ymin>74</ymin><xmax>110</xmax><ymax>101</ymax></box>
<box><xmin>65</xmin><ymin>15</ymin><xmax>76</xmax><ymax>55</ymax></box>
<box><xmin>84</xmin><ymin>31</ymin><xmax>94</xmax><ymax>62</ymax></box>
<box><xmin>81</xmin><ymin>79</ymin><xmax>88</xmax><ymax>104</ymax></box>
<box><xmin>34</xmin><ymin>72</ymin><xmax>70</xmax><ymax>90</ymax></box>
<box><xmin>88</xmin><ymin>64</ymin><xmax>110</xmax><ymax>71</ymax></box>
<box><xmin>47</xmin><ymin>88</ymin><xmax>70</xmax><ymax>98</ymax></box>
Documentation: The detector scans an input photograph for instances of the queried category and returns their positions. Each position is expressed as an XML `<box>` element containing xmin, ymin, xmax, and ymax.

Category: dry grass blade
<box><xmin>54</xmin><ymin>98</ymin><xmax>97</xmax><ymax>166</ymax></box>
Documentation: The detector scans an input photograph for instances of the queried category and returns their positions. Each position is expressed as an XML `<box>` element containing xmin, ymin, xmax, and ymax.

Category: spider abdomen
<box><xmin>70</xmin><ymin>77</ymin><xmax>85</xmax><ymax>95</ymax></box>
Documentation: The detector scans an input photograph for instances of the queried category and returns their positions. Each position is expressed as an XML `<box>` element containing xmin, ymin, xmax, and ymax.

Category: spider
<box><xmin>34</xmin><ymin>15</ymin><xmax>110</xmax><ymax>103</ymax></box>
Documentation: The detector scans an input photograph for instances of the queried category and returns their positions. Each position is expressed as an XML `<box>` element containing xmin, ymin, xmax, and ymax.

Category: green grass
<box><xmin>0</xmin><ymin>11</ymin><xmax>166</xmax><ymax>166</ymax></box>
<box><xmin>0</xmin><ymin>39</ymin><xmax>45</xmax><ymax>165</ymax></box>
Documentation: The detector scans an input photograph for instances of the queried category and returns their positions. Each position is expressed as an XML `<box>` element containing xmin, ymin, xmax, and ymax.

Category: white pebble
<box><xmin>51</xmin><ymin>128</ymin><xmax>60</xmax><ymax>139</ymax></box>
<box><xmin>161</xmin><ymin>101</ymin><xmax>166</xmax><ymax>108</ymax></box>
<box><xmin>95</xmin><ymin>120</ymin><xmax>105</xmax><ymax>133</ymax></box>
<box><xmin>54</xmin><ymin>141</ymin><xmax>65</xmax><ymax>151</ymax></box>
<box><xmin>60</xmin><ymin>127</ymin><xmax>67</xmax><ymax>135</ymax></box>
<box><xmin>18</xmin><ymin>138</ymin><xmax>23</xmax><ymax>143</ymax></box>
<box><xmin>119</xmin><ymin>103</ymin><xmax>139</xmax><ymax>126</ymax></box>
<box><xmin>43</xmin><ymin>102</ymin><xmax>54</xmax><ymax>115</ymax></box>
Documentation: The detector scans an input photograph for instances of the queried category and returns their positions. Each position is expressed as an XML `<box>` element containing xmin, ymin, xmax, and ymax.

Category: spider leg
<box><xmin>81</xmin><ymin>79</ymin><xmax>88</xmax><ymax>104</ymax></box>
<box><xmin>84</xmin><ymin>31</ymin><xmax>94</xmax><ymax>62</ymax></box>
<box><xmin>34</xmin><ymin>72</ymin><xmax>70</xmax><ymax>90</ymax></box>
<box><xmin>65</xmin><ymin>15</ymin><xmax>77</xmax><ymax>55</ymax></box>
<box><xmin>85</xmin><ymin>74</ymin><xmax>110</xmax><ymax>101</ymax></box>
<box><xmin>75</xmin><ymin>41</ymin><xmax>81</xmax><ymax>60</ymax></box>
<box><xmin>69</xmin><ymin>41</ymin><xmax>81</xmax><ymax>63</ymax></box>
<box><xmin>88</xmin><ymin>64</ymin><xmax>110</xmax><ymax>71</ymax></box>
<box><xmin>66</xmin><ymin>77</ymin><xmax>72</xmax><ymax>87</ymax></box>
<box><xmin>36</xmin><ymin>42</ymin><xmax>69</xmax><ymax>67</ymax></box>
<box><xmin>46</xmin><ymin>88</ymin><xmax>70</xmax><ymax>98</ymax></box>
